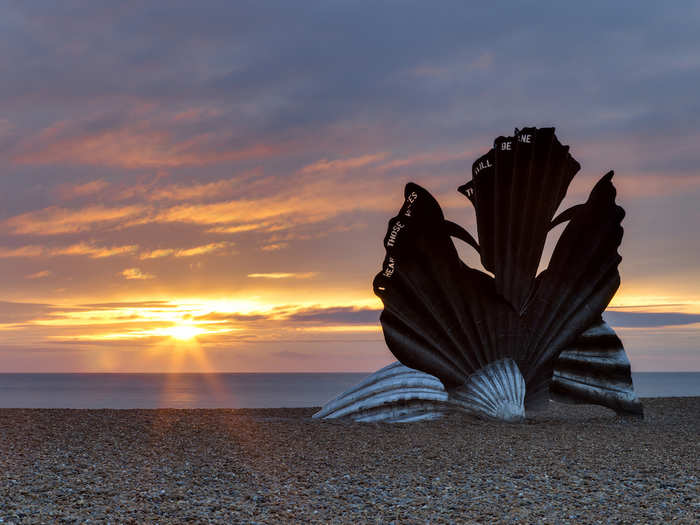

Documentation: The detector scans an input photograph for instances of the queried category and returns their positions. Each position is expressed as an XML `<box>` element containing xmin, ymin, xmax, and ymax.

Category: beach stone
<box><xmin>0</xmin><ymin>399</ymin><xmax>698</xmax><ymax>523</ymax></box>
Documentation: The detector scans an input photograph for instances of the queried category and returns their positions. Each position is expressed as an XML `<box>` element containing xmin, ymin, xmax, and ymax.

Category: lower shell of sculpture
<box><xmin>313</xmin><ymin>359</ymin><xmax>526</xmax><ymax>422</ymax></box>
<box><xmin>314</xmin><ymin>320</ymin><xmax>643</xmax><ymax>422</ymax></box>
<box><xmin>449</xmin><ymin>359</ymin><xmax>525</xmax><ymax>422</ymax></box>
<box><xmin>311</xmin><ymin>361</ymin><xmax>449</xmax><ymax>422</ymax></box>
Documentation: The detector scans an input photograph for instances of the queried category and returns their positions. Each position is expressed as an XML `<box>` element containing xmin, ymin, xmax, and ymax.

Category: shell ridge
<box><xmin>505</xmin><ymin>129</ymin><xmax>534</xmax><ymax>310</ymax></box>
<box><xmin>497</xmin><ymin>359</ymin><xmax>519</xmax><ymax>409</ymax></box>
<box><xmin>461</xmin><ymin>362</ymin><xmax>498</xmax><ymax>411</ymax></box>
<box><xmin>529</xmin><ymin>129</ymin><xmax>562</xmax><ymax>285</ymax></box>
<box><xmin>524</xmin><ymin>266</ymin><xmax>619</xmax><ymax>385</ymax></box>
<box><xmin>516</xmin><ymin>129</ymin><xmax>555</xmax><ymax>315</ymax></box>
<box><xmin>326</xmin><ymin>361</ymin><xmax>416</xmax><ymax>400</ymax></box>
<box><xmin>520</xmin><ymin>131</ymin><xmax>576</xmax><ymax>305</ymax></box>
<box><xmin>313</xmin><ymin>362</ymin><xmax>449</xmax><ymax>420</ymax></box>
<box><xmin>454</xmin><ymin>373</ymin><xmax>495</xmax><ymax>411</ymax></box>
<box><xmin>522</xmin><ymin>237</ymin><xmax>621</xmax><ymax>391</ymax></box>
<box><xmin>472</xmin><ymin>361</ymin><xmax>511</xmax><ymax>406</ymax></box>
<box><xmin>399</xmin><ymin>184</ymin><xmax>491</xmax><ymax>373</ymax></box>
<box><xmin>525</xmin><ymin>279</ymin><xmax>620</xmax><ymax>398</ymax></box>
<box><xmin>503</xmin><ymin>132</ymin><xmax>520</xmax><ymax>366</ymax></box>
<box><xmin>381</xmin><ymin>313</ymin><xmax>467</xmax><ymax>388</ymax></box>
<box><xmin>328</xmin><ymin>388</ymin><xmax>449</xmax><ymax>420</ymax></box>
<box><xmin>550</xmin><ymin>321</ymin><xmax>643</xmax><ymax>418</ymax></box>
<box><xmin>392</xmin><ymin>258</ymin><xmax>482</xmax><ymax>375</ymax></box>
<box><xmin>495</xmin><ymin>135</ymin><xmax>516</xmax><ymax>307</ymax></box>
<box><xmin>461</xmin><ymin>267</ymin><xmax>505</xmax><ymax>370</ymax></box>
<box><xmin>374</xmin><ymin>185</ymin><xmax>483</xmax><ymax>379</ymax></box>
<box><xmin>384</xmin><ymin>272</ymin><xmax>470</xmax><ymax>374</ymax></box>
<box><xmin>382</xmin><ymin>275</ymin><xmax>475</xmax><ymax>383</ymax></box>
<box><xmin>419</xmin><ymin>248</ymin><xmax>491</xmax><ymax>373</ymax></box>
<box><xmin>528</xmin><ymin>218</ymin><xmax>622</xmax><ymax>363</ymax></box>
<box><xmin>487</xmin><ymin>359</ymin><xmax>508</xmax><ymax>405</ymax></box>
<box><xmin>527</xmin><ymin>253</ymin><xmax>620</xmax><ymax>363</ymax></box>
<box><xmin>520</xmin><ymin>174</ymin><xmax>623</xmax><ymax>376</ymax></box>
<box><xmin>475</xmin><ymin>148</ymin><xmax>497</xmax><ymax>272</ymax></box>
<box><xmin>379</xmin><ymin>277</ymin><xmax>465</xmax><ymax>372</ymax></box>
<box><xmin>501</xmin><ymin>355</ymin><xmax>519</xmax><ymax>404</ymax></box>
<box><xmin>486</xmin><ymin>364</ymin><xmax>507</xmax><ymax>411</ymax></box>
<box><xmin>452</xmin><ymin>359</ymin><xmax>525</xmax><ymax>420</ymax></box>
<box><xmin>532</xmin><ymin>267</ymin><xmax>621</xmax><ymax>372</ymax></box>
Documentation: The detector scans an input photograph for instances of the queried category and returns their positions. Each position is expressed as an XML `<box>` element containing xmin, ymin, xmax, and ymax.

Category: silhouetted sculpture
<box><xmin>315</xmin><ymin>127</ymin><xmax>643</xmax><ymax>422</ymax></box>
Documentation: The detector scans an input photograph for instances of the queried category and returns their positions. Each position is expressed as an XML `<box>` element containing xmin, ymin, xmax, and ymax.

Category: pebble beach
<box><xmin>0</xmin><ymin>397</ymin><xmax>698</xmax><ymax>524</ymax></box>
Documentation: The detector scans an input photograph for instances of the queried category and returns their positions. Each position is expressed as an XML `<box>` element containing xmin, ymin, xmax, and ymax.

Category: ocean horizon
<box><xmin>1</xmin><ymin>372</ymin><xmax>698</xmax><ymax>409</ymax></box>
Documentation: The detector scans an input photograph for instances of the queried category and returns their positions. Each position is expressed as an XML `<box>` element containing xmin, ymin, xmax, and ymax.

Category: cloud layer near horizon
<box><xmin>0</xmin><ymin>2</ymin><xmax>699</xmax><ymax>371</ymax></box>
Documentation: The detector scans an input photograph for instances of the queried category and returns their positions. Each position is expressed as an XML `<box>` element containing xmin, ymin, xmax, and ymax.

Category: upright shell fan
<box><xmin>315</xmin><ymin>127</ymin><xmax>643</xmax><ymax>422</ymax></box>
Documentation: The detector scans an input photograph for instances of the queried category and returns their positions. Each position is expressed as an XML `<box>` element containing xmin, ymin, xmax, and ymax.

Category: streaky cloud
<box><xmin>604</xmin><ymin>311</ymin><xmax>700</xmax><ymax>327</ymax></box>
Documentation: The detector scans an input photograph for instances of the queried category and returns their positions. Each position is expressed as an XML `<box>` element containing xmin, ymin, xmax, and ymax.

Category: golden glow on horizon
<box><xmin>609</xmin><ymin>294</ymin><xmax>700</xmax><ymax>313</ymax></box>
<box><xmin>296</xmin><ymin>324</ymin><xmax>382</xmax><ymax>333</ymax></box>
<box><xmin>8</xmin><ymin>290</ymin><xmax>699</xmax><ymax>349</ymax></box>
<box><xmin>22</xmin><ymin>295</ymin><xmax>383</xmax><ymax>343</ymax></box>
<box><xmin>47</xmin><ymin>325</ymin><xmax>237</xmax><ymax>341</ymax></box>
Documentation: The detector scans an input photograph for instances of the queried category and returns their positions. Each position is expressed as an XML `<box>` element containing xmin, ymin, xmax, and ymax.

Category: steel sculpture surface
<box><xmin>314</xmin><ymin>127</ymin><xmax>643</xmax><ymax>422</ymax></box>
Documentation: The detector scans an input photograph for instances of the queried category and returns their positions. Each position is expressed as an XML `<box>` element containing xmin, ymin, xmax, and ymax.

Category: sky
<box><xmin>1</xmin><ymin>1</ymin><xmax>699</xmax><ymax>372</ymax></box>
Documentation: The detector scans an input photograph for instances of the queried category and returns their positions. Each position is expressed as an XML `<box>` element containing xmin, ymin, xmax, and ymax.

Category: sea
<box><xmin>0</xmin><ymin>372</ymin><xmax>698</xmax><ymax>409</ymax></box>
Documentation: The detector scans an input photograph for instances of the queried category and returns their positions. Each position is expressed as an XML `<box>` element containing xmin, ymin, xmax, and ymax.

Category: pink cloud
<box><xmin>8</xmin><ymin>113</ymin><xmax>289</xmax><ymax>169</ymax></box>
<box><xmin>58</xmin><ymin>179</ymin><xmax>110</xmax><ymax>200</ymax></box>
<box><xmin>3</xmin><ymin>204</ymin><xmax>145</xmax><ymax>235</ymax></box>
<box><xmin>615</xmin><ymin>174</ymin><xmax>700</xmax><ymax>198</ymax></box>
<box><xmin>0</xmin><ymin>242</ymin><xmax>137</xmax><ymax>259</ymax></box>
<box><xmin>298</xmin><ymin>153</ymin><xmax>388</xmax><ymax>174</ymax></box>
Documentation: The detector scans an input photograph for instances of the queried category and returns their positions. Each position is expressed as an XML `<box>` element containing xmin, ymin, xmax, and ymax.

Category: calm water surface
<box><xmin>0</xmin><ymin>372</ymin><xmax>698</xmax><ymax>408</ymax></box>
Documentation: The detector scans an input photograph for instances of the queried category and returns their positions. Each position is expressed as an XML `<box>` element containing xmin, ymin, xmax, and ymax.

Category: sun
<box><xmin>164</xmin><ymin>324</ymin><xmax>206</xmax><ymax>341</ymax></box>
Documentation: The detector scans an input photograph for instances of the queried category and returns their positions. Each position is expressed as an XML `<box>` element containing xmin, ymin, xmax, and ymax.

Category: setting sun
<box><xmin>163</xmin><ymin>324</ymin><xmax>206</xmax><ymax>341</ymax></box>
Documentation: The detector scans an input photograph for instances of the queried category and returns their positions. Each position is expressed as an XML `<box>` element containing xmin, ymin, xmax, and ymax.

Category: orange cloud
<box><xmin>206</xmin><ymin>221</ymin><xmax>277</xmax><ymax>234</ymax></box>
<box><xmin>121</xmin><ymin>268</ymin><xmax>154</xmax><ymax>280</ymax></box>
<box><xmin>299</xmin><ymin>153</ymin><xmax>388</xmax><ymax>174</ymax></box>
<box><xmin>138</xmin><ymin>243</ymin><xmax>233</xmax><ymax>259</ymax></box>
<box><xmin>174</xmin><ymin>242</ymin><xmax>232</xmax><ymax>257</ymax></box>
<box><xmin>110</xmin><ymin>170</ymin><xmax>271</xmax><ymax>204</ymax></box>
<box><xmin>59</xmin><ymin>179</ymin><xmax>110</xmax><ymax>200</ymax></box>
<box><xmin>0</xmin><ymin>243</ymin><xmax>136</xmax><ymax>259</ymax></box>
<box><xmin>373</xmin><ymin>149</ymin><xmax>477</xmax><ymax>172</ymax></box>
<box><xmin>0</xmin><ymin>245</ymin><xmax>44</xmax><ymax>258</ymax></box>
<box><xmin>149</xmin><ymin>172</ymin><xmax>393</xmax><ymax>231</ymax></box>
<box><xmin>7</xmin><ymin>186</ymin><xmax>384</xmax><ymax>241</ymax></box>
<box><xmin>139</xmin><ymin>248</ymin><xmax>176</xmax><ymax>260</ymax></box>
<box><xmin>25</xmin><ymin>270</ymin><xmax>51</xmax><ymax>280</ymax></box>
<box><xmin>51</xmin><ymin>243</ymin><xmax>137</xmax><ymax>258</ymax></box>
<box><xmin>260</xmin><ymin>243</ymin><xmax>288</xmax><ymax>251</ymax></box>
<box><xmin>3</xmin><ymin>204</ymin><xmax>145</xmax><ymax>235</ymax></box>
<box><xmin>3</xmin><ymin>149</ymin><xmax>469</xmax><ymax>240</ymax></box>
<box><xmin>10</xmin><ymin>118</ymin><xmax>285</xmax><ymax>169</ymax></box>
<box><xmin>247</xmin><ymin>272</ymin><xmax>317</xmax><ymax>279</ymax></box>
<box><xmin>147</xmin><ymin>178</ymin><xmax>241</xmax><ymax>202</ymax></box>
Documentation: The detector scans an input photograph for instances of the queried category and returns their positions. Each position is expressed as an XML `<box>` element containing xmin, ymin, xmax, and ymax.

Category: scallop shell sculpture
<box><xmin>314</xmin><ymin>127</ymin><xmax>643</xmax><ymax>422</ymax></box>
